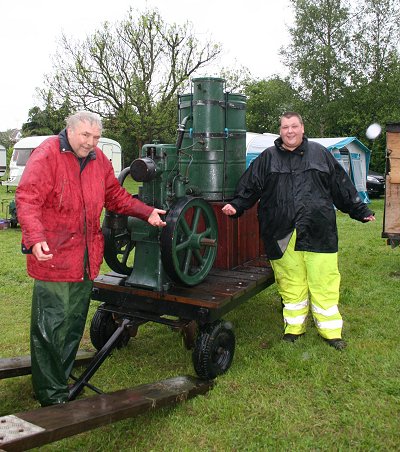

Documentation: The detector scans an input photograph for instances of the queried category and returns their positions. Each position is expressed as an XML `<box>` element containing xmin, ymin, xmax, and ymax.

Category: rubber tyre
<box><xmin>90</xmin><ymin>308</ymin><xmax>130</xmax><ymax>351</ymax></box>
<box><xmin>192</xmin><ymin>320</ymin><xmax>235</xmax><ymax>379</ymax></box>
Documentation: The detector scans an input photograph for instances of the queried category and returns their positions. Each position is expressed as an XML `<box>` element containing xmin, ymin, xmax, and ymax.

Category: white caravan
<box><xmin>0</xmin><ymin>145</ymin><xmax>6</xmax><ymax>178</ymax></box>
<box><xmin>2</xmin><ymin>135</ymin><xmax>122</xmax><ymax>187</ymax></box>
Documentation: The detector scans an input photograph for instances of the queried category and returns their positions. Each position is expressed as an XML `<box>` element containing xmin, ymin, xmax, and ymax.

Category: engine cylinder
<box><xmin>178</xmin><ymin>77</ymin><xmax>246</xmax><ymax>201</ymax></box>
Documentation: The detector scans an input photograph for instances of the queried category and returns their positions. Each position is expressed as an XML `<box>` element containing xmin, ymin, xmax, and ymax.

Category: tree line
<box><xmin>4</xmin><ymin>0</ymin><xmax>400</xmax><ymax>172</ymax></box>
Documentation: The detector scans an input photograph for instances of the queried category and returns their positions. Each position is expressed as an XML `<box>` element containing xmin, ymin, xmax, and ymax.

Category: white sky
<box><xmin>0</xmin><ymin>0</ymin><xmax>293</xmax><ymax>131</ymax></box>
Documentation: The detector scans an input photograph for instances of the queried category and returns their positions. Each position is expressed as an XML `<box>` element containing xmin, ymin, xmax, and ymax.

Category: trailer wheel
<box><xmin>90</xmin><ymin>309</ymin><xmax>130</xmax><ymax>351</ymax></box>
<box><xmin>192</xmin><ymin>320</ymin><xmax>235</xmax><ymax>379</ymax></box>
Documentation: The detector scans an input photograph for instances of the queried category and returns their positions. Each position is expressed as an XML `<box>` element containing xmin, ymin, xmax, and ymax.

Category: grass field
<box><xmin>0</xmin><ymin>183</ymin><xmax>399</xmax><ymax>451</ymax></box>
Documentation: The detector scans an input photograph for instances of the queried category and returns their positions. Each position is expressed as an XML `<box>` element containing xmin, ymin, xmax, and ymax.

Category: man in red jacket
<box><xmin>16</xmin><ymin>111</ymin><xmax>166</xmax><ymax>406</ymax></box>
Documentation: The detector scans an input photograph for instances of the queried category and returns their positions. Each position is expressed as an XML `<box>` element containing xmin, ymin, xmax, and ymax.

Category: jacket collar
<box><xmin>275</xmin><ymin>136</ymin><xmax>308</xmax><ymax>155</ymax></box>
<box><xmin>59</xmin><ymin>128</ymin><xmax>71</xmax><ymax>152</ymax></box>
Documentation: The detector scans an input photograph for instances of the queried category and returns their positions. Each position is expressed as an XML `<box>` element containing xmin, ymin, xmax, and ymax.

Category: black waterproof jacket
<box><xmin>230</xmin><ymin>137</ymin><xmax>374</xmax><ymax>259</ymax></box>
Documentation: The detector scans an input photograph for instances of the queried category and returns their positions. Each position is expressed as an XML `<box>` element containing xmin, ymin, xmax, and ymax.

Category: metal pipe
<box><xmin>176</xmin><ymin>115</ymin><xmax>192</xmax><ymax>153</ymax></box>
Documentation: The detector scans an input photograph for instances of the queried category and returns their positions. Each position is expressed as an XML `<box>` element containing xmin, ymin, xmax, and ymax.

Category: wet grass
<box><xmin>0</xmin><ymin>183</ymin><xmax>399</xmax><ymax>450</ymax></box>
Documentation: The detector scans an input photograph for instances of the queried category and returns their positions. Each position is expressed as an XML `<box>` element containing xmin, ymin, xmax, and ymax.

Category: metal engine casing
<box><xmin>103</xmin><ymin>77</ymin><xmax>246</xmax><ymax>292</ymax></box>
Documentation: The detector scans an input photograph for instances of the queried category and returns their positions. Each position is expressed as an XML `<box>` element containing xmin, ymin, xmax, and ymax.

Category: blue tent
<box><xmin>246</xmin><ymin>133</ymin><xmax>371</xmax><ymax>203</ymax></box>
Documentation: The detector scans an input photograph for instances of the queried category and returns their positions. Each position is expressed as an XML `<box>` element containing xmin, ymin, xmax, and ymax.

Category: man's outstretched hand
<box><xmin>148</xmin><ymin>208</ymin><xmax>167</xmax><ymax>227</ymax></box>
<box><xmin>222</xmin><ymin>204</ymin><xmax>237</xmax><ymax>216</ymax></box>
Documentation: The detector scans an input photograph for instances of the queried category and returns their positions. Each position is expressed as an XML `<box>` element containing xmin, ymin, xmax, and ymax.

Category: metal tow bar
<box><xmin>68</xmin><ymin>318</ymin><xmax>131</xmax><ymax>401</ymax></box>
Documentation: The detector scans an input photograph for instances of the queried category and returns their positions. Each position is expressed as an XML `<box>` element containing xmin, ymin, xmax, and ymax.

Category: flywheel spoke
<box><xmin>191</xmin><ymin>206</ymin><xmax>201</xmax><ymax>232</ymax></box>
<box><xmin>180</xmin><ymin>218</ymin><xmax>192</xmax><ymax>236</ymax></box>
<box><xmin>193</xmin><ymin>249</ymin><xmax>205</xmax><ymax>265</ymax></box>
<box><xmin>176</xmin><ymin>238</ymin><xmax>191</xmax><ymax>252</ymax></box>
<box><xmin>183</xmin><ymin>249</ymin><xmax>193</xmax><ymax>274</ymax></box>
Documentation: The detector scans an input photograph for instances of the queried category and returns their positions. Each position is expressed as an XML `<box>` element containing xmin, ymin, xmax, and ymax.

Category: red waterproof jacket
<box><xmin>16</xmin><ymin>131</ymin><xmax>154</xmax><ymax>282</ymax></box>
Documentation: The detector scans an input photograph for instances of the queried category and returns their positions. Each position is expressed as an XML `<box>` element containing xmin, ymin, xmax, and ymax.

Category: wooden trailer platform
<box><xmin>91</xmin><ymin>257</ymin><xmax>274</xmax><ymax>325</ymax></box>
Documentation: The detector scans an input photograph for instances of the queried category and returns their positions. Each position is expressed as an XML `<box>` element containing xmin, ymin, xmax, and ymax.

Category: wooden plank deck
<box><xmin>0</xmin><ymin>376</ymin><xmax>213</xmax><ymax>451</ymax></box>
<box><xmin>93</xmin><ymin>259</ymin><xmax>274</xmax><ymax>311</ymax></box>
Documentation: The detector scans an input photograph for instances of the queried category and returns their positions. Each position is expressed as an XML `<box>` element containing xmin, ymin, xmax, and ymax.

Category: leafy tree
<box><xmin>350</xmin><ymin>0</ymin><xmax>400</xmax><ymax>84</ymax></box>
<box><xmin>22</xmin><ymin>92</ymin><xmax>72</xmax><ymax>136</ymax></box>
<box><xmin>0</xmin><ymin>131</ymin><xmax>14</xmax><ymax>150</ymax></box>
<box><xmin>331</xmin><ymin>64</ymin><xmax>400</xmax><ymax>172</ymax></box>
<box><xmin>327</xmin><ymin>0</ymin><xmax>400</xmax><ymax>171</ymax></box>
<box><xmin>280</xmin><ymin>0</ymin><xmax>400</xmax><ymax>152</ymax></box>
<box><xmin>218</xmin><ymin>64</ymin><xmax>252</xmax><ymax>92</ymax></box>
<box><xmin>40</xmin><ymin>7</ymin><xmax>222</xmax><ymax>161</ymax></box>
<box><xmin>281</xmin><ymin>0</ymin><xmax>352</xmax><ymax>135</ymax></box>
<box><xmin>244</xmin><ymin>77</ymin><xmax>300</xmax><ymax>133</ymax></box>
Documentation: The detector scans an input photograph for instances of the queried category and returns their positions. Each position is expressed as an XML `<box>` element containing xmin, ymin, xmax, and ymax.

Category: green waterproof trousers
<box><xmin>270</xmin><ymin>231</ymin><xmax>343</xmax><ymax>340</ymax></box>
<box><xmin>30</xmin><ymin>278</ymin><xmax>93</xmax><ymax>406</ymax></box>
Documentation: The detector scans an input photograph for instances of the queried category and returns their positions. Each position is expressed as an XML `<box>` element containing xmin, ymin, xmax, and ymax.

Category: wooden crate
<box><xmin>383</xmin><ymin>123</ymin><xmax>400</xmax><ymax>239</ymax></box>
<box><xmin>211</xmin><ymin>202</ymin><xmax>265</xmax><ymax>270</ymax></box>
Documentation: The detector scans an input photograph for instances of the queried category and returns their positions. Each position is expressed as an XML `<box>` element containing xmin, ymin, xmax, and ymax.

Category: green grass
<box><xmin>0</xmin><ymin>183</ymin><xmax>399</xmax><ymax>451</ymax></box>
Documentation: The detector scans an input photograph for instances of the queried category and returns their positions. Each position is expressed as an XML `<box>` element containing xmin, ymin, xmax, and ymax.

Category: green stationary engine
<box><xmin>102</xmin><ymin>77</ymin><xmax>246</xmax><ymax>291</ymax></box>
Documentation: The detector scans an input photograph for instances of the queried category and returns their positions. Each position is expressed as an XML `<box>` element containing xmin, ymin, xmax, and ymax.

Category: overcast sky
<box><xmin>0</xmin><ymin>0</ymin><xmax>293</xmax><ymax>131</ymax></box>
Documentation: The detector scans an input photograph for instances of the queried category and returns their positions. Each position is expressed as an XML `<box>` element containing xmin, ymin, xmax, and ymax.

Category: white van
<box><xmin>2</xmin><ymin>135</ymin><xmax>122</xmax><ymax>187</ymax></box>
<box><xmin>0</xmin><ymin>145</ymin><xmax>6</xmax><ymax>178</ymax></box>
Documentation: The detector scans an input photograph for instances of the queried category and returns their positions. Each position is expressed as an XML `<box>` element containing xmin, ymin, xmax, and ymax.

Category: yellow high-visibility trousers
<box><xmin>270</xmin><ymin>231</ymin><xmax>343</xmax><ymax>339</ymax></box>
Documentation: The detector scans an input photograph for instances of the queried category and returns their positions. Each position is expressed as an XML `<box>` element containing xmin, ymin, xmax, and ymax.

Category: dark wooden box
<box><xmin>211</xmin><ymin>202</ymin><xmax>265</xmax><ymax>269</ymax></box>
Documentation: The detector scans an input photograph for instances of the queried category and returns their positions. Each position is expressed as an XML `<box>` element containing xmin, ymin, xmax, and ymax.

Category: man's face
<box><xmin>280</xmin><ymin>116</ymin><xmax>304</xmax><ymax>151</ymax></box>
<box><xmin>67</xmin><ymin>120</ymin><xmax>101</xmax><ymax>158</ymax></box>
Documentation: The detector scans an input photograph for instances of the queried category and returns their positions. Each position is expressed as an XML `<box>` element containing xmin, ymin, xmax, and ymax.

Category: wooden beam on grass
<box><xmin>0</xmin><ymin>375</ymin><xmax>213</xmax><ymax>451</ymax></box>
<box><xmin>0</xmin><ymin>350</ymin><xmax>96</xmax><ymax>380</ymax></box>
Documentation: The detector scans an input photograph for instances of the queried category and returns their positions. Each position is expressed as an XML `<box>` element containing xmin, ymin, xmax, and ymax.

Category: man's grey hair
<box><xmin>66</xmin><ymin>111</ymin><xmax>103</xmax><ymax>131</ymax></box>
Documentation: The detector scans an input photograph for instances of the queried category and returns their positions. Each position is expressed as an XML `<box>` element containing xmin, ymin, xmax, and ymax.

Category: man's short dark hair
<box><xmin>280</xmin><ymin>112</ymin><xmax>303</xmax><ymax>125</ymax></box>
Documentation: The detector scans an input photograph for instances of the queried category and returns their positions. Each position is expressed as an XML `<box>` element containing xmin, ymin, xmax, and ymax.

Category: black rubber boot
<box><xmin>282</xmin><ymin>333</ymin><xmax>304</xmax><ymax>343</ymax></box>
<box><xmin>325</xmin><ymin>338</ymin><xmax>347</xmax><ymax>350</ymax></box>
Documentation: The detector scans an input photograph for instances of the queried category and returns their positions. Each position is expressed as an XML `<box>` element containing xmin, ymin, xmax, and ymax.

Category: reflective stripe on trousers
<box><xmin>270</xmin><ymin>231</ymin><xmax>343</xmax><ymax>339</ymax></box>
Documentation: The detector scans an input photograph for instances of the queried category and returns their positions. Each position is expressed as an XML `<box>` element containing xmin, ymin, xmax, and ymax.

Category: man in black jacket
<box><xmin>222</xmin><ymin>112</ymin><xmax>375</xmax><ymax>349</ymax></box>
